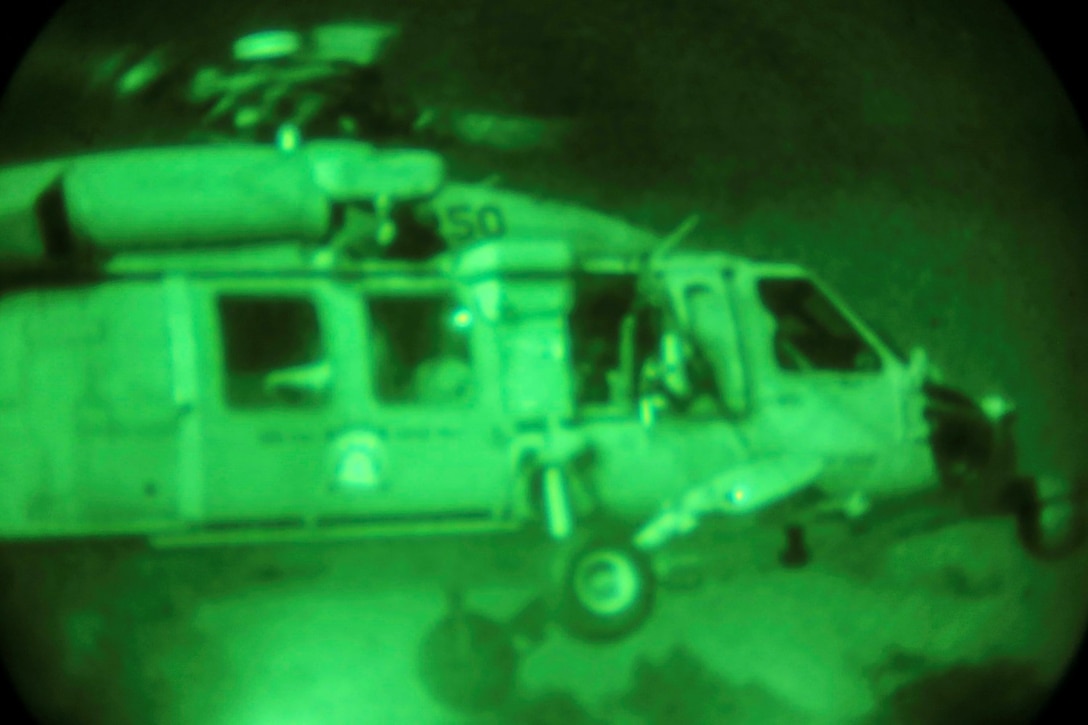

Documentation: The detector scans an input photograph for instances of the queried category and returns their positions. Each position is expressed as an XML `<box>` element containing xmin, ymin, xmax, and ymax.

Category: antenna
<box><xmin>651</xmin><ymin>213</ymin><xmax>700</xmax><ymax>262</ymax></box>
<box><xmin>639</xmin><ymin>213</ymin><xmax>700</xmax><ymax>283</ymax></box>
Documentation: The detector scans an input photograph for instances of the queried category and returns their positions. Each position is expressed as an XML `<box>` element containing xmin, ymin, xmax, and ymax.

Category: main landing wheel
<box><xmin>553</xmin><ymin>529</ymin><xmax>656</xmax><ymax>643</ymax></box>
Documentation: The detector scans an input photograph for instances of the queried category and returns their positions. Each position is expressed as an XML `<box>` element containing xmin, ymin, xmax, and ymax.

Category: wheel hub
<box><xmin>573</xmin><ymin>550</ymin><xmax>641</xmax><ymax>616</ymax></box>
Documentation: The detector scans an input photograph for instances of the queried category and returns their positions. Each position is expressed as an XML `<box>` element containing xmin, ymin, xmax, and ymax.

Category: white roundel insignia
<box><xmin>330</xmin><ymin>431</ymin><xmax>387</xmax><ymax>491</ymax></box>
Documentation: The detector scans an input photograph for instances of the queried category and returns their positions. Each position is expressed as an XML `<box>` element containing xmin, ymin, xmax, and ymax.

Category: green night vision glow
<box><xmin>0</xmin><ymin>2</ymin><xmax>1085</xmax><ymax>724</ymax></box>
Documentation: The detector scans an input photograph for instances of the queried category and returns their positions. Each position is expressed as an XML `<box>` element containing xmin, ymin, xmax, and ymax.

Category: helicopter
<box><xmin>1</xmin><ymin>23</ymin><xmax>1086</xmax><ymax>711</ymax></box>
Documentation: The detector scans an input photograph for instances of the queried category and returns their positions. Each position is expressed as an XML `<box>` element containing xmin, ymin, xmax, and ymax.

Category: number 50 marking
<box><xmin>442</xmin><ymin>204</ymin><xmax>506</xmax><ymax>244</ymax></box>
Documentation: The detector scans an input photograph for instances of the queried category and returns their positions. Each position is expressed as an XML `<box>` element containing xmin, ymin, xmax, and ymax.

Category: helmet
<box><xmin>232</xmin><ymin>30</ymin><xmax>303</xmax><ymax>62</ymax></box>
<box><xmin>311</xmin><ymin>22</ymin><xmax>400</xmax><ymax>66</ymax></box>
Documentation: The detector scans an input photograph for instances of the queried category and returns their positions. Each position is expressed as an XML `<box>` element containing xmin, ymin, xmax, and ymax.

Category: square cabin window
<box><xmin>569</xmin><ymin>274</ymin><xmax>640</xmax><ymax>407</ymax></box>
<box><xmin>218</xmin><ymin>296</ymin><xmax>327</xmax><ymax>408</ymax></box>
<box><xmin>366</xmin><ymin>295</ymin><xmax>474</xmax><ymax>406</ymax></box>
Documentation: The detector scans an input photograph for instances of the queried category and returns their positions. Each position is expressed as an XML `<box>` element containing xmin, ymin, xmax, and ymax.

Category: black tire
<box><xmin>554</xmin><ymin>530</ymin><xmax>656</xmax><ymax>643</ymax></box>
<box><xmin>1014</xmin><ymin>476</ymin><xmax>1088</xmax><ymax>561</ymax></box>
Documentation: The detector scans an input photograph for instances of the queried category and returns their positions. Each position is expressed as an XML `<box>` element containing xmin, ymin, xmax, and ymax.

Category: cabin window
<box><xmin>569</xmin><ymin>274</ymin><xmax>642</xmax><ymax>408</ymax></box>
<box><xmin>217</xmin><ymin>296</ymin><xmax>328</xmax><ymax>408</ymax></box>
<box><xmin>366</xmin><ymin>295</ymin><xmax>474</xmax><ymax>405</ymax></box>
<box><xmin>757</xmin><ymin>278</ymin><xmax>880</xmax><ymax>373</ymax></box>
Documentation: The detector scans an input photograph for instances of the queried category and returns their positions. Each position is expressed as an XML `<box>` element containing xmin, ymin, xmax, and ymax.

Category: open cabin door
<box><xmin>563</xmin><ymin>266</ymin><xmax>751</xmax><ymax>517</ymax></box>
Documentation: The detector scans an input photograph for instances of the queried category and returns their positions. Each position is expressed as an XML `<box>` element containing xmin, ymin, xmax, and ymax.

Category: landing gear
<box><xmin>553</xmin><ymin>528</ymin><xmax>656</xmax><ymax>643</ymax></box>
<box><xmin>533</xmin><ymin>464</ymin><xmax>657</xmax><ymax>643</ymax></box>
<box><xmin>779</xmin><ymin>525</ymin><xmax>810</xmax><ymax>568</ymax></box>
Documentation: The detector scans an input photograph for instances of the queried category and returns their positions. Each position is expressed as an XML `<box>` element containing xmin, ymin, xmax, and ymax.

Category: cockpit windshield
<box><xmin>757</xmin><ymin>277</ymin><xmax>881</xmax><ymax>373</ymax></box>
